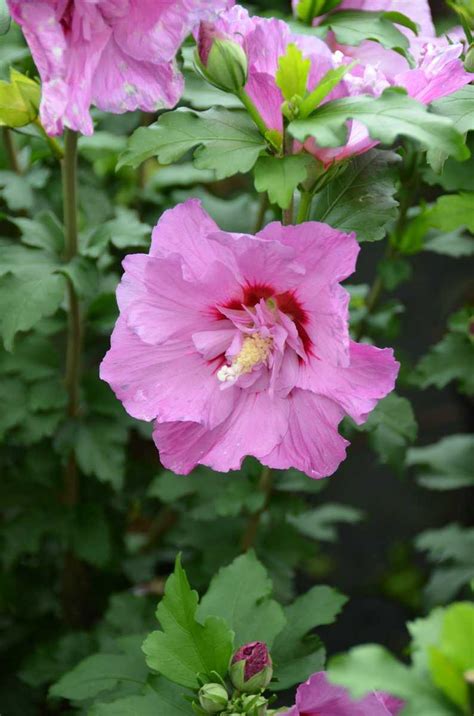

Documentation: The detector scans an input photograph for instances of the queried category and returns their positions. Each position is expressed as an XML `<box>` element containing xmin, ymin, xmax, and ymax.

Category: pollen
<box><xmin>217</xmin><ymin>334</ymin><xmax>273</xmax><ymax>383</ymax></box>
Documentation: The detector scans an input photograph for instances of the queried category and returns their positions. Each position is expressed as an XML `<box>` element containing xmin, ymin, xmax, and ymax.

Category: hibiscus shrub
<box><xmin>0</xmin><ymin>0</ymin><xmax>473</xmax><ymax>715</ymax></box>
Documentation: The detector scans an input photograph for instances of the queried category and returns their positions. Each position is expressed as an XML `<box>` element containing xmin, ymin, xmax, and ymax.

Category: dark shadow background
<box><xmin>252</xmin><ymin>0</ymin><xmax>474</xmax><ymax>658</ymax></box>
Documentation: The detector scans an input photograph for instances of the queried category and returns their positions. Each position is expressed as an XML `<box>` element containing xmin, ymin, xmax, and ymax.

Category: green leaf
<box><xmin>416</xmin><ymin>525</ymin><xmax>474</xmax><ymax>605</ymax></box>
<box><xmin>431</xmin><ymin>85</ymin><xmax>474</xmax><ymax>135</ymax></box>
<box><xmin>295</xmin><ymin>0</ymin><xmax>343</xmax><ymax>23</ymax></box>
<box><xmin>118</xmin><ymin>108</ymin><xmax>266</xmax><ymax>179</ymax></box>
<box><xmin>49</xmin><ymin>653</ymin><xmax>148</xmax><ymax>701</ymax></box>
<box><xmin>71</xmin><ymin>504</ymin><xmax>112</xmax><ymax>568</ymax></box>
<box><xmin>407</xmin><ymin>434</ymin><xmax>474</xmax><ymax>490</ymax></box>
<box><xmin>148</xmin><ymin>472</ymin><xmax>197</xmax><ymax>503</ymax></box>
<box><xmin>11</xmin><ymin>211</ymin><xmax>64</xmax><ymax>254</ymax></box>
<box><xmin>311</xmin><ymin>149</ymin><xmax>400</xmax><ymax>242</ymax></box>
<box><xmin>197</xmin><ymin>551</ymin><xmax>286</xmax><ymax>648</ymax></box>
<box><xmin>424</xmin><ymin>229</ymin><xmax>474</xmax><ymax>257</ymax></box>
<box><xmin>318</xmin><ymin>10</ymin><xmax>414</xmax><ymax>54</ymax></box>
<box><xmin>272</xmin><ymin>585</ymin><xmax>347</xmax><ymax>690</ymax></box>
<box><xmin>328</xmin><ymin>644</ymin><xmax>430</xmax><ymax>700</ymax></box>
<box><xmin>0</xmin><ymin>68</ymin><xmax>40</xmax><ymax>127</ymax></box>
<box><xmin>359</xmin><ymin>393</ymin><xmax>417</xmax><ymax>468</ymax></box>
<box><xmin>0</xmin><ymin>270</ymin><xmax>65</xmax><ymax>350</ymax></box>
<box><xmin>414</xmin><ymin>308</ymin><xmax>474</xmax><ymax>395</ymax></box>
<box><xmin>275</xmin><ymin>43</ymin><xmax>310</xmax><ymax>102</ymax></box>
<box><xmin>428</xmin><ymin>192</ymin><xmax>474</xmax><ymax>234</ymax></box>
<box><xmin>254</xmin><ymin>155</ymin><xmax>312</xmax><ymax>209</ymax></box>
<box><xmin>90</xmin><ymin>680</ymin><xmax>191</xmax><ymax>716</ymax></box>
<box><xmin>299</xmin><ymin>64</ymin><xmax>354</xmax><ymax>118</ymax></box>
<box><xmin>0</xmin><ymin>0</ymin><xmax>11</xmax><ymax>35</ymax></box>
<box><xmin>289</xmin><ymin>88</ymin><xmax>469</xmax><ymax>161</ymax></box>
<box><xmin>75</xmin><ymin>419</ymin><xmax>128</xmax><ymax>490</ymax></box>
<box><xmin>428</xmin><ymin>603</ymin><xmax>474</xmax><ymax>711</ymax></box>
<box><xmin>57</xmin><ymin>256</ymin><xmax>99</xmax><ymax>299</ymax></box>
<box><xmin>142</xmin><ymin>556</ymin><xmax>234</xmax><ymax>689</ymax></box>
<box><xmin>287</xmin><ymin>504</ymin><xmax>363</xmax><ymax>541</ymax></box>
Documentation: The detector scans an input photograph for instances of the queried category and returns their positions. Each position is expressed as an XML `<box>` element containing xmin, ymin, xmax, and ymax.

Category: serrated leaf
<box><xmin>0</xmin><ymin>271</ymin><xmax>65</xmax><ymax>350</ymax></box>
<box><xmin>414</xmin><ymin>309</ymin><xmax>474</xmax><ymax>395</ymax></box>
<box><xmin>311</xmin><ymin>149</ymin><xmax>400</xmax><ymax>241</ymax></box>
<box><xmin>359</xmin><ymin>393</ymin><xmax>417</xmax><ymax>468</ymax></box>
<box><xmin>299</xmin><ymin>64</ymin><xmax>354</xmax><ymax>118</ymax></box>
<box><xmin>89</xmin><ymin>681</ymin><xmax>191</xmax><ymax>716</ymax></box>
<box><xmin>118</xmin><ymin>108</ymin><xmax>266</xmax><ymax>179</ymax></box>
<box><xmin>287</xmin><ymin>504</ymin><xmax>362</xmax><ymax>541</ymax></box>
<box><xmin>254</xmin><ymin>154</ymin><xmax>311</xmax><ymax>209</ymax></box>
<box><xmin>142</xmin><ymin>557</ymin><xmax>234</xmax><ymax>689</ymax></box>
<box><xmin>407</xmin><ymin>434</ymin><xmax>474</xmax><ymax>491</ymax></box>
<box><xmin>75</xmin><ymin>419</ymin><xmax>128</xmax><ymax>490</ymax></box>
<box><xmin>272</xmin><ymin>585</ymin><xmax>347</xmax><ymax>690</ymax></box>
<box><xmin>11</xmin><ymin>211</ymin><xmax>64</xmax><ymax>254</ymax></box>
<box><xmin>289</xmin><ymin>88</ymin><xmax>468</xmax><ymax>161</ymax></box>
<box><xmin>318</xmin><ymin>10</ymin><xmax>414</xmax><ymax>54</ymax></box>
<box><xmin>275</xmin><ymin>43</ymin><xmax>310</xmax><ymax>102</ymax></box>
<box><xmin>198</xmin><ymin>551</ymin><xmax>285</xmax><ymax>648</ymax></box>
<box><xmin>431</xmin><ymin>85</ymin><xmax>474</xmax><ymax>135</ymax></box>
<box><xmin>49</xmin><ymin>653</ymin><xmax>148</xmax><ymax>700</ymax></box>
<box><xmin>416</xmin><ymin>525</ymin><xmax>474</xmax><ymax>605</ymax></box>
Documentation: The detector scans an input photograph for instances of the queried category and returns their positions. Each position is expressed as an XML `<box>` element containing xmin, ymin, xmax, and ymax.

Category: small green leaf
<box><xmin>0</xmin><ymin>68</ymin><xmax>40</xmax><ymax>127</ymax></box>
<box><xmin>142</xmin><ymin>557</ymin><xmax>234</xmax><ymax>689</ymax></box>
<box><xmin>408</xmin><ymin>434</ymin><xmax>474</xmax><ymax>490</ymax></box>
<box><xmin>0</xmin><ymin>0</ymin><xmax>11</xmax><ymax>35</ymax></box>
<box><xmin>431</xmin><ymin>86</ymin><xmax>474</xmax><ymax>135</ymax></box>
<box><xmin>299</xmin><ymin>64</ymin><xmax>355</xmax><ymax>119</ymax></box>
<box><xmin>275</xmin><ymin>43</ymin><xmax>310</xmax><ymax>102</ymax></box>
<box><xmin>75</xmin><ymin>419</ymin><xmax>128</xmax><ymax>490</ymax></box>
<box><xmin>287</xmin><ymin>504</ymin><xmax>363</xmax><ymax>541</ymax></box>
<box><xmin>89</xmin><ymin>681</ymin><xmax>191</xmax><ymax>716</ymax></box>
<box><xmin>358</xmin><ymin>393</ymin><xmax>417</xmax><ymax>468</ymax></box>
<box><xmin>118</xmin><ymin>108</ymin><xmax>266</xmax><ymax>179</ymax></box>
<box><xmin>197</xmin><ymin>551</ymin><xmax>286</xmax><ymax>648</ymax></box>
<box><xmin>254</xmin><ymin>154</ymin><xmax>312</xmax><ymax>209</ymax></box>
<box><xmin>272</xmin><ymin>586</ymin><xmax>347</xmax><ymax>690</ymax></box>
<box><xmin>289</xmin><ymin>88</ymin><xmax>469</xmax><ymax>161</ymax></box>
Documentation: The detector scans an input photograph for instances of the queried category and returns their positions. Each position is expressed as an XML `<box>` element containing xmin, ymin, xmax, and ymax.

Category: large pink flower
<box><xmin>100</xmin><ymin>200</ymin><xmax>398</xmax><ymax>477</ymax></box>
<box><xmin>284</xmin><ymin>672</ymin><xmax>404</xmax><ymax>716</ymax></box>
<box><xmin>8</xmin><ymin>0</ymin><xmax>233</xmax><ymax>135</ymax></box>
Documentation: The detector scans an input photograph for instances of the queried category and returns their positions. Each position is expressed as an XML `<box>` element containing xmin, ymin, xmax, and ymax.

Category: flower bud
<box><xmin>465</xmin><ymin>44</ymin><xmax>474</xmax><ymax>73</ymax></box>
<box><xmin>242</xmin><ymin>694</ymin><xmax>268</xmax><ymax>715</ymax></box>
<box><xmin>230</xmin><ymin>642</ymin><xmax>273</xmax><ymax>693</ymax></box>
<box><xmin>198</xmin><ymin>683</ymin><xmax>229</xmax><ymax>713</ymax></box>
<box><xmin>196</xmin><ymin>22</ymin><xmax>248</xmax><ymax>93</ymax></box>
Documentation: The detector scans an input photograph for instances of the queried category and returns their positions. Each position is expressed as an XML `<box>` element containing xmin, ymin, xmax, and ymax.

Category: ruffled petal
<box><xmin>154</xmin><ymin>390</ymin><xmax>289</xmax><ymax>474</ymax></box>
<box><xmin>298</xmin><ymin>340</ymin><xmax>399</xmax><ymax>424</ymax></box>
<box><xmin>261</xmin><ymin>390</ymin><xmax>348</xmax><ymax>479</ymax></box>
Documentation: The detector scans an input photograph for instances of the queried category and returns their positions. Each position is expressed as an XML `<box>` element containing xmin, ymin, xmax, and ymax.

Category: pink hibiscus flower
<box><xmin>283</xmin><ymin>672</ymin><xmax>404</xmax><ymax>716</ymax></box>
<box><xmin>204</xmin><ymin>6</ymin><xmax>470</xmax><ymax>167</ymax></box>
<box><xmin>8</xmin><ymin>0</ymin><xmax>233</xmax><ymax>135</ymax></box>
<box><xmin>100</xmin><ymin>199</ymin><xmax>398</xmax><ymax>477</ymax></box>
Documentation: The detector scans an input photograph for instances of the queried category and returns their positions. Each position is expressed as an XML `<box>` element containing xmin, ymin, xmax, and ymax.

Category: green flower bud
<box><xmin>198</xmin><ymin>683</ymin><xmax>229</xmax><ymax>713</ymax></box>
<box><xmin>196</xmin><ymin>22</ymin><xmax>248</xmax><ymax>93</ymax></box>
<box><xmin>295</xmin><ymin>0</ymin><xmax>343</xmax><ymax>23</ymax></box>
<box><xmin>230</xmin><ymin>642</ymin><xmax>273</xmax><ymax>694</ymax></box>
<box><xmin>242</xmin><ymin>693</ymin><xmax>268</xmax><ymax>715</ymax></box>
<box><xmin>465</xmin><ymin>44</ymin><xmax>474</xmax><ymax>73</ymax></box>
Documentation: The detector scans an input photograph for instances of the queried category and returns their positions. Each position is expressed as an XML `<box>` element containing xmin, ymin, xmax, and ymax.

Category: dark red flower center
<box><xmin>220</xmin><ymin>282</ymin><xmax>312</xmax><ymax>355</ymax></box>
<box><xmin>60</xmin><ymin>0</ymin><xmax>75</xmax><ymax>34</ymax></box>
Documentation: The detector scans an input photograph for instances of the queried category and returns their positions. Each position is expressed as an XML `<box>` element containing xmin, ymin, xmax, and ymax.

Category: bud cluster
<box><xmin>194</xmin><ymin>642</ymin><xmax>284</xmax><ymax>715</ymax></box>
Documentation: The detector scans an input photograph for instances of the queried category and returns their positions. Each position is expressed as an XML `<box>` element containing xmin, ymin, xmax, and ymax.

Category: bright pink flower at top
<box><xmin>8</xmin><ymin>0</ymin><xmax>233</xmax><ymax>135</ymax></box>
<box><xmin>283</xmin><ymin>672</ymin><xmax>404</xmax><ymax>716</ymax></box>
<box><xmin>197</xmin><ymin>5</ymin><xmax>340</xmax><ymax>134</ymax></box>
<box><xmin>100</xmin><ymin>199</ymin><xmax>398</xmax><ymax>478</ymax></box>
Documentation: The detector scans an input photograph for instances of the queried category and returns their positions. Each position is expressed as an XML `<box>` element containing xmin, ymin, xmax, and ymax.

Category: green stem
<box><xmin>241</xmin><ymin>467</ymin><xmax>273</xmax><ymax>552</ymax></box>
<box><xmin>62</xmin><ymin>129</ymin><xmax>81</xmax><ymax>502</ymax></box>
<box><xmin>304</xmin><ymin>0</ymin><xmax>319</xmax><ymax>25</ymax></box>
<box><xmin>236</xmin><ymin>88</ymin><xmax>269</xmax><ymax>137</ymax></box>
<box><xmin>282</xmin><ymin>130</ymin><xmax>295</xmax><ymax>225</ymax></box>
<box><xmin>2</xmin><ymin>127</ymin><xmax>22</xmax><ymax>174</ymax></box>
<box><xmin>296</xmin><ymin>189</ymin><xmax>313</xmax><ymax>224</ymax></box>
<box><xmin>34</xmin><ymin>118</ymin><xmax>64</xmax><ymax>160</ymax></box>
<box><xmin>254</xmin><ymin>193</ymin><xmax>269</xmax><ymax>233</ymax></box>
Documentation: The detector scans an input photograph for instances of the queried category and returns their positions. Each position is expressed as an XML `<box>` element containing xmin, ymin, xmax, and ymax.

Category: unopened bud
<box><xmin>465</xmin><ymin>44</ymin><xmax>474</xmax><ymax>72</ymax></box>
<box><xmin>295</xmin><ymin>0</ymin><xmax>343</xmax><ymax>22</ymax></box>
<box><xmin>242</xmin><ymin>694</ymin><xmax>268</xmax><ymax>715</ymax></box>
<box><xmin>198</xmin><ymin>683</ymin><xmax>229</xmax><ymax>713</ymax></box>
<box><xmin>196</xmin><ymin>22</ymin><xmax>248</xmax><ymax>93</ymax></box>
<box><xmin>230</xmin><ymin>642</ymin><xmax>273</xmax><ymax>693</ymax></box>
